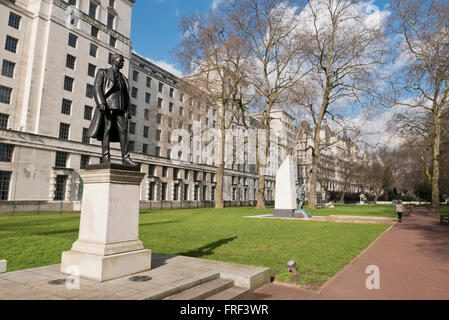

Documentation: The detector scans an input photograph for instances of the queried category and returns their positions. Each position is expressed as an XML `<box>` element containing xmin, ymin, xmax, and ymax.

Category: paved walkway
<box><xmin>241</xmin><ymin>208</ymin><xmax>449</xmax><ymax>300</ymax></box>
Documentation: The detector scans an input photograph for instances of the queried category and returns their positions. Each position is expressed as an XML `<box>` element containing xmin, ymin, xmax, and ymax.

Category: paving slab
<box><xmin>241</xmin><ymin>210</ymin><xmax>449</xmax><ymax>300</ymax></box>
<box><xmin>0</xmin><ymin>252</ymin><xmax>270</xmax><ymax>300</ymax></box>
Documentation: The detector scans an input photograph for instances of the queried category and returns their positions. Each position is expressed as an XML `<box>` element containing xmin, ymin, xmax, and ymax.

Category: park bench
<box><xmin>440</xmin><ymin>214</ymin><xmax>449</xmax><ymax>225</ymax></box>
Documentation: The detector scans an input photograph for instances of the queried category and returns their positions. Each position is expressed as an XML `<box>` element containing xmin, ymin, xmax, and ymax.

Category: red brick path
<box><xmin>241</xmin><ymin>208</ymin><xmax>449</xmax><ymax>300</ymax></box>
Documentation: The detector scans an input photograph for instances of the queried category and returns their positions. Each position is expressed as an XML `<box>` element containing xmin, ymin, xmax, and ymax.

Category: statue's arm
<box><xmin>94</xmin><ymin>69</ymin><xmax>106</xmax><ymax>109</ymax></box>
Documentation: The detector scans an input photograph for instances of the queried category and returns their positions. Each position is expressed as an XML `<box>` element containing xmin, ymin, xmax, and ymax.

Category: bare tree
<box><xmin>292</xmin><ymin>0</ymin><xmax>387</xmax><ymax>208</ymax></box>
<box><xmin>387</xmin><ymin>0</ymin><xmax>449</xmax><ymax>213</ymax></box>
<box><xmin>363</xmin><ymin>148</ymin><xmax>395</xmax><ymax>203</ymax></box>
<box><xmin>224</xmin><ymin>0</ymin><xmax>310</xmax><ymax>209</ymax></box>
<box><xmin>175</xmin><ymin>11</ymin><xmax>252</xmax><ymax>208</ymax></box>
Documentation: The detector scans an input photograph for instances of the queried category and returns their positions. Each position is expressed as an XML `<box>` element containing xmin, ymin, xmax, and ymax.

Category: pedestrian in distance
<box><xmin>396</xmin><ymin>199</ymin><xmax>403</xmax><ymax>223</ymax></box>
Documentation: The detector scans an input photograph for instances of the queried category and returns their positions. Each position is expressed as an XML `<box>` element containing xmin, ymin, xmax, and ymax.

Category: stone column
<box><xmin>61</xmin><ymin>164</ymin><xmax>151</xmax><ymax>282</ymax></box>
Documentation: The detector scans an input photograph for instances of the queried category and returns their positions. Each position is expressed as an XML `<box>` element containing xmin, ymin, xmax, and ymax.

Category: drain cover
<box><xmin>48</xmin><ymin>279</ymin><xmax>67</xmax><ymax>285</ymax></box>
<box><xmin>129</xmin><ymin>275</ymin><xmax>152</xmax><ymax>282</ymax></box>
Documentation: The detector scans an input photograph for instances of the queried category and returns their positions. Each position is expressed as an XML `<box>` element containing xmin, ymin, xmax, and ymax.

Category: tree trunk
<box><xmin>256</xmin><ymin>118</ymin><xmax>270</xmax><ymax>210</ymax></box>
<box><xmin>215</xmin><ymin>126</ymin><xmax>226</xmax><ymax>209</ymax></box>
<box><xmin>431</xmin><ymin>113</ymin><xmax>441</xmax><ymax>214</ymax></box>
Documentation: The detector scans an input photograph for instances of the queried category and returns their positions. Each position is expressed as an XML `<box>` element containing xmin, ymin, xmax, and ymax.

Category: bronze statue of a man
<box><xmin>88</xmin><ymin>53</ymin><xmax>137</xmax><ymax>166</ymax></box>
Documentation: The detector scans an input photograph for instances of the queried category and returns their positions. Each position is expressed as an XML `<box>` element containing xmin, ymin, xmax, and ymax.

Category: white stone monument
<box><xmin>0</xmin><ymin>259</ymin><xmax>7</xmax><ymax>273</ymax></box>
<box><xmin>61</xmin><ymin>164</ymin><xmax>151</xmax><ymax>282</ymax></box>
<box><xmin>273</xmin><ymin>155</ymin><xmax>297</xmax><ymax>217</ymax></box>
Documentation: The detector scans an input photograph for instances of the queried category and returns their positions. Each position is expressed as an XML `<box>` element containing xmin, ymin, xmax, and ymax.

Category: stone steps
<box><xmin>163</xmin><ymin>278</ymin><xmax>234</xmax><ymax>300</ymax></box>
<box><xmin>205</xmin><ymin>286</ymin><xmax>250</xmax><ymax>300</ymax></box>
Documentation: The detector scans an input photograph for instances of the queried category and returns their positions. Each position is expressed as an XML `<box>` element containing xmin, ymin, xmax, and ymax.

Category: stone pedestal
<box><xmin>61</xmin><ymin>164</ymin><xmax>151</xmax><ymax>282</ymax></box>
<box><xmin>273</xmin><ymin>155</ymin><xmax>298</xmax><ymax>218</ymax></box>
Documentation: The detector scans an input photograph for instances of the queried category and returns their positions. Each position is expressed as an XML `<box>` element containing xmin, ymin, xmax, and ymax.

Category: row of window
<box><xmin>148</xmin><ymin>182</ymin><xmax>215</xmax><ymax>202</ymax></box>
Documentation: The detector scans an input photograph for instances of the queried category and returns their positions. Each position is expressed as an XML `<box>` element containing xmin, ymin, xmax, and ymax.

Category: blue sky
<box><xmin>130</xmin><ymin>0</ymin><xmax>390</xmax><ymax>77</ymax></box>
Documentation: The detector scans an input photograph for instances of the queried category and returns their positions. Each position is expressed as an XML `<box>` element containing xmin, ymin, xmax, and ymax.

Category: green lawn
<box><xmin>307</xmin><ymin>204</ymin><xmax>397</xmax><ymax>218</ymax></box>
<box><xmin>0</xmin><ymin>206</ymin><xmax>390</xmax><ymax>289</ymax></box>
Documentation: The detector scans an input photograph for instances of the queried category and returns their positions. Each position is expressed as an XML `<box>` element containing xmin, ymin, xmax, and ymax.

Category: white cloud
<box><xmin>147</xmin><ymin>58</ymin><xmax>184</xmax><ymax>78</ymax></box>
<box><xmin>211</xmin><ymin>0</ymin><xmax>225</xmax><ymax>10</ymax></box>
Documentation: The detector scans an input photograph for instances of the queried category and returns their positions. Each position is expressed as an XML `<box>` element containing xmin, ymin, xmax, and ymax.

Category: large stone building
<box><xmin>0</xmin><ymin>0</ymin><xmax>276</xmax><ymax>211</ymax></box>
<box><xmin>0</xmin><ymin>0</ymin><xmax>366</xmax><ymax>212</ymax></box>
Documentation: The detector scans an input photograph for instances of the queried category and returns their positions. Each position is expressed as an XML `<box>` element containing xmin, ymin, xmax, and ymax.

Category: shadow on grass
<box><xmin>35</xmin><ymin>228</ymin><xmax>79</xmax><ymax>236</ymax></box>
<box><xmin>139</xmin><ymin>220</ymin><xmax>181</xmax><ymax>227</ymax></box>
<box><xmin>177</xmin><ymin>236</ymin><xmax>238</xmax><ymax>258</ymax></box>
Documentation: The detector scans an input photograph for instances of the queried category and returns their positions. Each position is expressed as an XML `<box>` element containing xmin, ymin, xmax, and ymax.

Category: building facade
<box><xmin>0</xmin><ymin>0</ymin><xmax>276</xmax><ymax>210</ymax></box>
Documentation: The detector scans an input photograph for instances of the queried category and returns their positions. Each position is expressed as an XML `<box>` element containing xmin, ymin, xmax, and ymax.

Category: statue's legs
<box><xmin>116</xmin><ymin>112</ymin><xmax>137</xmax><ymax>166</ymax></box>
<box><xmin>101</xmin><ymin>112</ymin><xmax>112</xmax><ymax>163</ymax></box>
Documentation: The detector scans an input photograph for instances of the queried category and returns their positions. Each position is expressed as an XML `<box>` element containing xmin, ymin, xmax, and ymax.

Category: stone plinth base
<box><xmin>273</xmin><ymin>209</ymin><xmax>297</xmax><ymax>218</ymax></box>
<box><xmin>61</xmin><ymin>165</ymin><xmax>151</xmax><ymax>282</ymax></box>
<box><xmin>0</xmin><ymin>259</ymin><xmax>6</xmax><ymax>273</ymax></box>
<box><xmin>61</xmin><ymin>248</ymin><xmax>151</xmax><ymax>282</ymax></box>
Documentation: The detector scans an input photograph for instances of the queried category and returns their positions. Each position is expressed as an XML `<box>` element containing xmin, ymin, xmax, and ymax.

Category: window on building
<box><xmin>80</xmin><ymin>155</ymin><xmax>89</xmax><ymax>169</ymax></box>
<box><xmin>82</xmin><ymin>128</ymin><xmax>90</xmax><ymax>144</ymax></box>
<box><xmin>167</xmin><ymin>149</ymin><xmax>171</xmax><ymax>158</ymax></box>
<box><xmin>55</xmin><ymin>151</ymin><xmax>68</xmax><ymax>168</ymax></box>
<box><xmin>206</xmin><ymin>118</ymin><xmax>209</xmax><ymax>126</ymax></box>
<box><xmin>66</xmin><ymin>54</ymin><xmax>76</xmax><ymax>69</ymax></box>
<box><xmin>61</xmin><ymin>99</ymin><xmax>72</xmax><ymax>115</ymax></box>
<box><xmin>86</xmin><ymin>84</ymin><xmax>94</xmax><ymax>98</ymax></box>
<box><xmin>8</xmin><ymin>12</ymin><xmax>21</xmax><ymax>29</ymax></box>
<box><xmin>146</xmin><ymin>77</ymin><xmax>151</xmax><ymax>88</ymax></box>
<box><xmin>132</xmin><ymin>87</ymin><xmax>138</xmax><ymax>98</ymax></box>
<box><xmin>169</xmin><ymin>102</ymin><xmax>173</xmax><ymax>112</ymax></box>
<box><xmin>148</xmin><ymin>164</ymin><xmax>156</xmax><ymax>176</ymax></box>
<box><xmin>0</xmin><ymin>85</ymin><xmax>12</xmax><ymax>104</ymax></box>
<box><xmin>107</xmin><ymin>13</ymin><xmax>115</xmax><ymax>29</ymax></box>
<box><xmin>133</xmin><ymin>70</ymin><xmax>139</xmax><ymax>82</ymax></box>
<box><xmin>194</xmin><ymin>185</ymin><xmax>199</xmax><ymax>201</ymax></box>
<box><xmin>5</xmin><ymin>35</ymin><xmax>18</xmax><ymax>53</ymax></box>
<box><xmin>130</xmin><ymin>104</ymin><xmax>137</xmax><ymax>116</ymax></box>
<box><xmin>89</xmin><ymin>44</ymin><xmax>97</xmax><ymax>57</ymax></box>
<box><xmin>142</xmin><ymin>144</ymin><xmax>148</xmax><ymax>154</ymax></box>
<box><xmin>68</xmin><ymin>0</ymin><xmax>77</xmax><ymax>5</ymax></box>
<box><xmin>54</xmin><ymin>175</ymin><xmax>67</xmax><ymax>200</ymax></box>
<box><xmin>0</xmin><ymin>113</ymin><xmax>9</xmax><ymax>129</ymax></box>
<box><xmin>173</xmin><ymin>183</ymin><xmax>179</xmax><ymax>201</ymax></box>
<box><xmin>162</xmin><ymin>166</ymin><xmax>168</xmax><ymax>177</ymax></box>
<box><xmin>211</xmin><ymin>186</ymin><xmax>216</xmax><ymax>201</ymax></box>
<box><xmin>156</xmin><ymin>129</ymin><xmax>161</xmax><ymax>141</ymax></box>
<box><xmin>158</xmin><ymin>82</ymin><xmax>163</xmax><ymax>93</ymax></box>
<box><xmin>161</xmin><ymin>182</ymin><xmax>167</xmax><ymax>200</ymax></box>
<box><xmin>145</xmin><ymin>92</ymin><xmax>151</xmax><ymax>104</ymax></box>
<box><xmin>109</xmin><ymin>36</ymin><xmax>116</xmax><ymax>48</ymax></box>
<box><xmin>129</xmin><ymin>122</ymin><xmax>136</xmax><ymax>134</ymax></box>
<box><xmin>128</xmin><ymin>140</ymin><xmax>135</xmax><ymax>152</ymax></box>
<box><xmin>89</xmin><ymin>2</ymin><xmax>97</xmax><ymax>18</ymax></box>
<box><xmin>184</xmin><ymin>184</ymin><xmax>189</xmax><ymax>201</ymax></box>
<box><xmin>63</xmin><ymin>76</ymin><xmax>74</xmax><ymax>92</ymax></box>
<box><xmin>143</xmin><ymin>126</ymin><xmax>149</xmax><ymax>138</ymax></box>
<box><xmin>68</xmin><ymin>33</ymin><xmax>78</xmax><ymax>48</ymax></box>
<box><xmin>109</xmin><ymin>0</ymin><xmax>115</xmax><ymax>8</ymax></box>
<box><xmin>59</xmin><ymin>123</ymin><xmax>70</xmax><ymax>140</ymax></box>
<box><xmin>91</xmin><ymin>26</ymin><xmax>99</xmax><ymax>38</ymax></box>
<box><xmin>0</xmin><ymin>171</ymin><xmax>12</xmax><ymax>200</ymax></box>
<box><xmin>84</xmin><ymin>105</ymin><xmax>93</xmax><ymax>120</ymax></box>
<box><xmin>108</xmin><ymin>52</ymin><xmax>113</xmax><ymax>65</ymax></box>
<box><xmin>169</xmin><ymin>87</ymin><xmax>174</xmax><ymax>98</ymax></box>
<box><xmin>2</xmin><ymin>60</ymin><xmax>15</xmax><ymax>78</ymax></box>
<box><xmin>155</xmin><ymin>146</ymin><xmax>160</xmax><ymax>156</ymax></box>
<box><xmin>156</xmin><ymin>113</ymin><xmax>162</xmax><ymax>124</ymax></box>
<box><xmin>88</xmin><ymin>63</ymin><xmax>96</xmax><ymax>77</ymax></box>
<box><xmin>0</xmin><ymin>144</ymin><xmax>14</xmax><ymax>162</ymax></box>
<box><xmin>157</xmin><ymin>97</ymin><xmax>163</xmax><ymax>108</ymax></box>
<box><xmin>144</xmin><ymin>109</ymin><xmax>150</xmax><ymax>120</ymax></box>
<box><xmin>179</xmin><ymin>107</ymin><xmax>183</xmax><ymax>116</ymax></box>
<box><xmin>148</xmin><ymin>181</ymin><xmax>155</xmax><ymax>200</ymax></box>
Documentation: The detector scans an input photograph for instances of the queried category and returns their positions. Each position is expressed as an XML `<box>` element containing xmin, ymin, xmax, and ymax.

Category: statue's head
<box><xmin>111</xmin><ymin>53</ymin><xmax>124</xmax><ymax>70</ymax></box>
